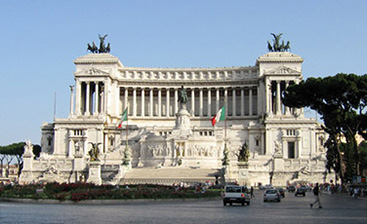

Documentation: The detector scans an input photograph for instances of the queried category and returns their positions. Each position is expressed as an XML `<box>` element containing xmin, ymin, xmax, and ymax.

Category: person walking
<box><xmin>250</xmin><ymin>186</ymin><xmax>255</xmax><ymax>198</ymax></box>
<box><xmin>310</xmin><ymin>183</ymin><xmax>322</xmax><ymax>209</ymax></box>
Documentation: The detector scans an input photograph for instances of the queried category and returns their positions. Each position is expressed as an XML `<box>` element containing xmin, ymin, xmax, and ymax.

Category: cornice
<box><xmin>118</xmin><ymin>65</ymin><xmax>257</xmax><ymax>73</ymax></box>
<box><xmin>256</xmin><ymin>52</ymin><xmax>303</xmax><ymax>64</ymax></box>
<box><xmin>74</xmin><ymin>53</ymin><xmax>123</xmax><ymax>66</ymax></box>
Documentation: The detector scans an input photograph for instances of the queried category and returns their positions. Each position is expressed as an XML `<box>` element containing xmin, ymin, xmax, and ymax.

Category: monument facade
<box><xmin>20</xmin><ymin>37</ymin><xmax>333</xmax><ymax>186</ymax></box>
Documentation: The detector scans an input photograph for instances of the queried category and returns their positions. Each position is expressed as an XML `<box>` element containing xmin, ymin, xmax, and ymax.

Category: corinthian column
<box><xmin>174</xmin><ymin>88</ymin><xmax>178</xmax><ymax>113</ymax></box>
<box><xmin>191</xmin><ymin>88</ymin><xmax>195</xmax><ymax>116</ymax></box>
<box><xmin>276</xmin><ymin>81</ymin><xmax>281</xmax><ymax>115</ymax></box>
<box><xmin>240</xmin><ymin>87</ymin><xmax>244</xmax><ymax>116</ymax></box>
<box><xmin>69</xmin><ymin>85</ymin><xmax>75</xmax><ymax>117</ymax></box>
<box><xmin>166</xmin><ymin>89</ymin><xmax>170</xmax><ymax>117</ymax></box>
<box><xmin>249</xmin><ymin>87</ymin><xmax>253</xmax><ymax>116</ymax></box>
<box><xmin>150</xmin><ymin>88</ymin><xmax>153</xmax><ymax>117</ymax></box>
<box><xmin>85</xmin><ymin>82</ymin><xmax>90</xmax><ymax>115</ymax></box>
<box><xmin>133</xmin><ymin>87</ymin><xmax>137</xmax><ymax>117</ymax></box>
<box><xmin>94</xmin><ymin>82</ymin><xmax>99</xmax><ymax>115</ymax></box>
<box><xmin>207</xmin><ymin>88</ymin><xmax>211</xmax><ymax>117</ymax></box>
<box><xmin>232</xmin><ymin>88</ymin><xmax>236</xmax><ymax>117</ymax></box>
<box><xmin>199</xmin><ymin>88</ymin><xmax>203</xmax><ymax>117</ymax></box>
<box><xmin>75</xmin><ymin>80</ymin><xmax>81</xmax><ymax>116</ymax></box>
<box><xmin>158</xmin><ymin>88</ymin><xmax>162</xmax><ymax>117</ymax></box>
<box><xmin>141</xmin><ymin>88</ymin><xmax>145</xmax><ymax>117</ymax></box>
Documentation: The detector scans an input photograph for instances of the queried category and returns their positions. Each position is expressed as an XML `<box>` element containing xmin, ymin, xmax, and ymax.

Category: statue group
<box><xmin>237</xmin><ymin>143</ymin><xmax>250</xmax><ymax>162</ymax></box>
<box><xmin>267</xmin><ymin>33</ymin><xmax>290</xmax><ymax>52</ymax></box>
<box><xmin>87</xmin><ymin>34</ymin><xmax>111</xmax><ymax>53</ymax></box>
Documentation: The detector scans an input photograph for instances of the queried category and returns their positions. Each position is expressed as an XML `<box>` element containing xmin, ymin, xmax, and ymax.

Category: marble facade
<box><xmin>20</xmin><ymin>51</ymin><xmax>333</xmax><ymax>186</ymax></box>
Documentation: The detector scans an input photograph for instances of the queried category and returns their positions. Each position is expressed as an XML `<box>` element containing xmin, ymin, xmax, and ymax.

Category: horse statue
<box><xmin>267</xmin><ymin>33</ymin><xmax>291</xmax><ymax>52</ymax></box>
<box><xmin>87</xmin><ymin>35</ymin><xmax>111</xmax><ymax>53</ymax></box>
<box><xmin>178</xmin><ymin>86</ymin><xmax>188</xmax><ymax>105</ymax></box>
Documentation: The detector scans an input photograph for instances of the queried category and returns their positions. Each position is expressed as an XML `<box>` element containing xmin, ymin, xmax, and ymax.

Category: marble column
<box><xmin>240</xmin><ymin>87</ymin><xmax>244</xmax><ymax>116</ymax></box>
<box><xmin>133</xmin><ymin>87</ymin><xmax>137</xmax><ymax>117</ymax></box>
<box><xmin>141</xmin><ymin>88</ymin><xmax>145</xmax><ymax>117</ymax></box>
<box><xmin>174</xmin><ymin>88</ymin><xmax>178</xmax><ymax>113</ymax></box>
<box><xmin>100</xmin><ymin>86</ymin><xmax>104</xmax><ymax>115</ymax></box>
<box><xmin>191</xmin><ymin>88</ymin><xmax>195</xmax><ymax>116</ymax></box>
<box><xmin>115</xmin><ymin>84</ymin><xmax>119</xmax><ymax>116</ymax></box>
<box><xmin>85</xmin><ymin>82</ymin><xmax>90</xmax><ymax>115</ymax></box>
<box><xmin>166</xmin><ymin>89</ymin><xmax>170</xmax><ymax>117</ymax></box>
<box><xmin>75</xmin><ymin>80</ymin><xmax>81</xmax><ymax>116</ymax></box>
<box><xmin>224</xmin><ymin>88</ymin><xmax>228</xmax><ymax>116</ymax></box>
<box><xmin>69</xmin><ymin>85</ymin><xmax>74</xmax><ymax>117</ymax></box>
<box><xmin>249</xmin><ymin>87</ymin><xmax>253</xmax><ymax>116</ymax></box>
<box><xmin>207</xmin><ymin>88</ymin><xmax>211</xmax><ymax>116</ymax></box>
<box><xmin>94</xmin><ymin>82</ymin><xmax>99</xmax><ymax>115</ymax></box>
<box><xmin>199</xmin><ymin>88</ymin><xmax>203</xmax><ymax>117</ymax></box>
<box><xmin>150</xmin><ymin>88</ymin><xmax>153</xmax><ymax>117</ymax></box>
<box><xmin>232</xmin><ymin>88</ymin><xmax>236</xmax><ymax>117</ymax></box>
<box><xmin>266</xmin><ymin>79</ymin><xmax>273</xmax><ymax>116</ymax></box>
<box><xmin>216</xmin><ymin>88</ymin><xmax>220</xmax><ymax>112</ymax></box>
<box><xmin>124</xmin><ymin>88</ymin><xmax>128</xmax><ymax>111</ymax></box>
<box><xmin>285</xmin><ymin>82</ymin><xmax>290</xmax><ymax>115</ymax></box>
<box><xmin>276</xmin><ymin>81</ymin><xmax>281</xmax><ymax>115</ymax></box>
<box><xmin>158</xmin><ymin>88</ymin><xmax>162</xmax><ymax>117</ymax></box>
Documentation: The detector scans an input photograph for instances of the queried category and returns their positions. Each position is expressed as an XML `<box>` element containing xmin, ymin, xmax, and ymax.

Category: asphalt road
<box><xmin>1</xmin><ymin>190</ymin><xmax>366</xmax><ymax>224</ymax></box>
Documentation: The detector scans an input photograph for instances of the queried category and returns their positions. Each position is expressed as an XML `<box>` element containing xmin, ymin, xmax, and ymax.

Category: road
<box><xmin>1</xmin><ymin>190</ymin><xmax>366</xmax><ymax>224</ymax></box>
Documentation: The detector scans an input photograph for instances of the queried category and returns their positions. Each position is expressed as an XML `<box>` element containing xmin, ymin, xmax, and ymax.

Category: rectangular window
<box><xmin>288</xmin><ymin>141</ymin><xmax>295</xmax><ymax>159</ymax></box>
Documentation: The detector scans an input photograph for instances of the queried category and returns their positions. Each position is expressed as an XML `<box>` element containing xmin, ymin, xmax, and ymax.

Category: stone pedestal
<box><xmin>238</xmin><ymin>162</ymin><xmax>250</xmax><ymax>186</ymax></box>
<box><xmin>87</xmin><ymin>161</ymin><xmax>102</xmax><ymax>185</ymax></box>
<box><xmin>73</xmin><ymin>153</ymin><xmax>84</xmax><ymax>170</ymax></box>
<box><xmin>272</xmin><ymin>154</ymin><xmax>285</xmax><ymax>186</ymax></box>
<box><xmin>273</xmin><ymin>154</ymin><xmax>284</xmax><ymax>172</ymax></box>
<box><xmin>19</xmin><ymin>141</ymin><xmax>35</xmax><ymax>183</ymax></box>
<box><xmin>117</xmin><ymin>164</ymin><xmax>131</xmax><ymax>178</ymax></box>
<box><xmin>175</xmin><ymin>104</ymin><xmax>190</xmax><ymax>130</ymax></box>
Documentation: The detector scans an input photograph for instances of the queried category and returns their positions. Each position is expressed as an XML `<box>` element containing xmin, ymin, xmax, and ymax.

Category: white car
<box><xmin>263</xmin><ymin>189</ymin><xmax>281</xmax><ymax>202</ymax></box>
<box><xmin>223</xmin><ymin>185</ymin><xmax>251</xmax><ymax>206</ymax></box>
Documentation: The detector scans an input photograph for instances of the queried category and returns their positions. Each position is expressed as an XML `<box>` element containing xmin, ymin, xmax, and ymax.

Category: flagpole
<box><xmin>126</xmin><ymin>109</ymin><xmax>128</xmax><ymax>150</ymax></box>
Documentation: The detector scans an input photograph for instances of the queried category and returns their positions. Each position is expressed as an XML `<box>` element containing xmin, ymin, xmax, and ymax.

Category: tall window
<box><xmin>288</xmin><ymin>141</ymin><xmax>295</xmax><ymax>159</ymax></box>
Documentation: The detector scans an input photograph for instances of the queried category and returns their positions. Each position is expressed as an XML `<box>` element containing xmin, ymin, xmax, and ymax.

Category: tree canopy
<box><xmin>283</xmin><ymin>73</ymin><xmax>367</xmax><ymax>183</ymax></box>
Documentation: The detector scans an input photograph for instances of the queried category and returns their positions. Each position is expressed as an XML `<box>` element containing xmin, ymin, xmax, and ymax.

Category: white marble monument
<box><xmin>20</xmin><ymin>37</ymin><xmax>333</xmax><ymax>186</ymax></box>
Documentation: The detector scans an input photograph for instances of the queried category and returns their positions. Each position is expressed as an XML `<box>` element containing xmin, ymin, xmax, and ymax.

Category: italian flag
<box><xmin>212</xmin><ymin>106</ymin><xmax>225</xmax><ymax>126</ymax></box>
<box><xmin>117</xmin><ymin>107</ymin><xmax>128</xmax><ymax>129</ymax></box>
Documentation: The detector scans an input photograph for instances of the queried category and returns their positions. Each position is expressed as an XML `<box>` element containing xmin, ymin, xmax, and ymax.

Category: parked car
<box><xmin>287</xmin><ymin>185</ymin><xmax>296</xmax><ymax>192</ymax></box>
<box><xmin>295</xmin><ymin>186</ymin><xmax>306</xmax><ymax>196</ymax></box>
<box><xmin>223</xmin><ymin>185</ymin><xmax>251</xmax><ymax>206</ymax></box>
<box><xmin>259</xmin><ymin>184</ymin><xmax>273</xmax><ymax>190</ymax></box>
<box><xmin>263</xmin><ymin>189</ymin><xmax>281</xmax><ymax>202</ymax></box>
<box><xmin>276</xmin><ymin>188</ymin><xmax>285</xmax><ymax>198</ymax></box>
<box><xmin>305</xmin><ymin>185</ymin><xmax>312</xmax><ymax>192</ymax></box>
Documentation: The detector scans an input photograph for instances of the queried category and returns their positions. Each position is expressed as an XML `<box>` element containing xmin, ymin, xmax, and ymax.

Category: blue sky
<box><xmin>0</xmin><ymin>0</ymin><xmax>366</xmax><ymax>146</ymax></box>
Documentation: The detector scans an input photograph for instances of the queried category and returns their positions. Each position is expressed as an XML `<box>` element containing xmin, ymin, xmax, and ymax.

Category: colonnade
<box><xmin>120</xmin><ymin>86</ymin><xmax>258</xmax><ymax>118</ymax></box>
<box><xmin>72</xmin><ymin>81</ymin><xmax>105</xmax><ymax>116</ymax></box>
<box><xmin>267</xmin><ymin>80</ymin><xmax>297</xmax><ymax>116</ymax></box>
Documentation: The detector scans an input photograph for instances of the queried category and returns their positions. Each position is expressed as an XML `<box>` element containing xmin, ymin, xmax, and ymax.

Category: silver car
<box><xmin>263</xmin><ymin>189</ymin><xmax>281</xmax><ymax>202</ymax></box>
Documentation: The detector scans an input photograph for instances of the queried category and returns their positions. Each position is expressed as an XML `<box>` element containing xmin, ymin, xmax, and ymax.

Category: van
<box><xmin>223</xmin><ymin>185</ymin><xmax>250</xmax><ymax>206</ymax></box>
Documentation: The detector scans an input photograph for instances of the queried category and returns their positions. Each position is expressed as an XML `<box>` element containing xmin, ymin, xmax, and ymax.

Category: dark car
<box><xmin>295</xmin><ymin>186</ymin><xmax>306</xmax><ymax>196</ymax></box>
<box><xmin>287</xmin><ymin>185</ymin><xmax>296</xmax><ymax>192</ymax></box>
<box><xmin>276</xmin><ymin>188</ymin><xmax>285</xmax><ymax>198</ymax></box>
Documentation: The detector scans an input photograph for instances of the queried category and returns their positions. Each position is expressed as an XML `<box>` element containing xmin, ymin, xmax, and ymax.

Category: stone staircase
<box><xmin>119</xmin><ymin>167</ymin><xmax>221</xmax><ymax>185</ymax></box>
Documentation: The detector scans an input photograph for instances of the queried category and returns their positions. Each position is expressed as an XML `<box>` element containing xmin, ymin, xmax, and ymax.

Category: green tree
<box><xmin>283</xmin><ymin>73</ymin><xmax>367</xmax><ymax>183</ymax></box>
<box><xmin>359</xmin><ymin>141</ymin><xmax>367</xmax><ymax>174</ymax></box>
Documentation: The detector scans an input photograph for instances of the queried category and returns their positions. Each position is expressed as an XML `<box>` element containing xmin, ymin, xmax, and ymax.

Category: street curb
<box><xmin>0</xmin><ymin>197</ymin><xmax>222</xmax><ymax>205</ymax></box>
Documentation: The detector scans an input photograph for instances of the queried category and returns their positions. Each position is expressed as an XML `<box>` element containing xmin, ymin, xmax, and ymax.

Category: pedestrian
<box><xmin>353</xmin><ymin>187</ymin><xmax>359</xmax><ymax>199</ymax></box>
<box><xmin>250</xmin><ymin>186</ymin><xmax>255</xmax><ymax>198</ymax></box>
<box><xmin>310</xmin><ymin>183</ymin><xmax>322</xmax><ymax>209</ymax></box>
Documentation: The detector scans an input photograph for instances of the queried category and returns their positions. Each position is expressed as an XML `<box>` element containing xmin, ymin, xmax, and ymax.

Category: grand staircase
<box><xmin>119</xmin><ymin>167</ymin><xmax>221</xmax><ymax>185</ymax></box>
